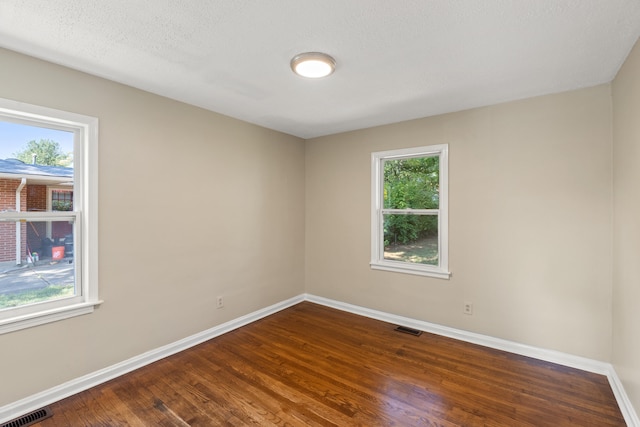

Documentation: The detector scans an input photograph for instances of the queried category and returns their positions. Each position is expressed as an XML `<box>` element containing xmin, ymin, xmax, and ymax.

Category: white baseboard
<box><xmin>608</xmin><ymin>367</ymin><xmax>640</xmax><ymax>427</ymax></box>
<box><xmin>0</xmin><ymin>294</ymin><xmax>304</xmax><ymax>424</ymax></box>
<box><xmin>304</xmin><ymin>293</ymin><xmax>639</xmax><ymax>427</ymax></box>
<box><xmin>2</xmin><ymin>293</ymin><xmax>638</xmax><ymax>426</ymax></box>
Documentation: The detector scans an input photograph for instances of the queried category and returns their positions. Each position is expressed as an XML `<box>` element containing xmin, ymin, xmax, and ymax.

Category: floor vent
<box><xmin>1</xmin><ymin>407</ymin><xmax>53</xmax><ymax>427</ymax></box>
<box><xmin>394</xmin><ymin>325</ymin><xmax>422</xmax><ymax>336</ymax></box>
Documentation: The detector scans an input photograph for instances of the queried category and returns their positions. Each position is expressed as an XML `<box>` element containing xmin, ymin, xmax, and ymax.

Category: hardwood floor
<box><xmin>34</xmin><ymin>302</ymin><xmax>624</xmax><ymax>426</ymax></box>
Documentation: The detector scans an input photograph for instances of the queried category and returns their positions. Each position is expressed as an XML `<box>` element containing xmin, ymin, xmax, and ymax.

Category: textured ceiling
<box><xmin>1</xmin><ymin>1</ymin><xmax>639</xmax><ymax>139</ymax></box>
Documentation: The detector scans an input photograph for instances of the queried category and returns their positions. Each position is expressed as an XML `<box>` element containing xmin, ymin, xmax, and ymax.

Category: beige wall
<box><xmin>0</xmin><ymin>48</ymin><xmax>306</xmax><ymax>405</ymax></box>
<box><xmin>306</xmin><ymin>85</ymin><xmax>613</xmax><ymax>361</ymax></box>
<box><xmin>612</xmin><ymin>38</ymin><xmax>640</xmax><ymax>413</ymax></box>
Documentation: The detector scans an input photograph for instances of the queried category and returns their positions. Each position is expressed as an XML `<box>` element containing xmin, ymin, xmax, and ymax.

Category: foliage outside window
<box><xmin>0</xmin><ymin>97</ymin><xmax>99</xmax><ymax>334</ymax></box>
<box><xmin>371</xmin><ymin>145</ymin><xmax>450</xmax><ymax>278</ymax></box>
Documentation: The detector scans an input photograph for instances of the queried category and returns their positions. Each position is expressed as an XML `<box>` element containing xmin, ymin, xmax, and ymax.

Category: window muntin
<box><xmin>371</xmin><ymin>145</ymin><xmax>450</xmax><ymax>278</ymax></box>
<box><xmin>0</xmin><ymin>97</ymin><xmax>99</xmax><ymax>333</ymax></box>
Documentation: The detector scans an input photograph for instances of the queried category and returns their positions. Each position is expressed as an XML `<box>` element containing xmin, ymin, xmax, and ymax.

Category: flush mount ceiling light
<box><xmin>290</xmin><ymin>52</ymin><xmax>336</xmax><ymax>78</ymax></box>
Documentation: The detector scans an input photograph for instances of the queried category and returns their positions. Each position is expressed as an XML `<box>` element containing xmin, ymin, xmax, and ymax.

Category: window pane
<box><xmin>383</xmin><ymin>214</ymin><xmax>438</xmax><ymax>265</ymax></box>
<box><xmin>0</xmin><ymin>121</ymin><xmax>74</xmax><ymax>166</ymax></box>
<box><xmin>0</xmin><ymin>120</ymin><xmax>76</xmax><ymax>309</ymax></box>
<box><xmin>383</xmin><ymin>156</ymin><xmax>439</xmax><ymax>209</ymax></box>
<box><xmin>0</xmin><ymin>219</ymin><xmax>76</xmax><ymax>310</ymax></box>
<box><xmin>0</xmin><ymin>121</ymin><xmax>74</xmax><ymax>214</ymax></box>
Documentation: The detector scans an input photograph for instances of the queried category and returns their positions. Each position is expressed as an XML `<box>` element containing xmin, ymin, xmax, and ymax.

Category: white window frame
<box><xmin>371</xmin><ymin>144</ymin><xmax>450</xmax><ymax>279</ymax></box>
<box><xmin>0</xmin><ymin>97</ymin><xmax>100</xmax><ymax>334</ymax></box>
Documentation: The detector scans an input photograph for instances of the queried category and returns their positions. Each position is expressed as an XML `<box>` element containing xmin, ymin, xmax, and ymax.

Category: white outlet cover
<box><xmin>464</xmin><ymin>302</ymin><xmax>473</xmax><ymax>315</ymax></box>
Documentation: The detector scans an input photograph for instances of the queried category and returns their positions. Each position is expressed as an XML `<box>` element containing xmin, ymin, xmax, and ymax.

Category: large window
<box><xmin>0</xmin><ymin>97</ymin><xmax>99</xmax><ymax>334</ymax></box>
<box><xmin>371</xmin><ymin>145</ymin><xmax>449</xmax><ymax>278</ymax></box>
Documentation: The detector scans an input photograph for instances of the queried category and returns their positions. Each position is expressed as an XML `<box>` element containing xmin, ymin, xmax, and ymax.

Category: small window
<box><xmin>52</xmin><ymin>189</ymin><xmax>74</xmax><ymax>211</ymax></box>
<box><xmin>371</xmin><ymin>145</ymin><xmax>450</xmax><ymax>278</ymax></box>
<box><xmin>0</xmin><ymin>97</ymin><xmax>99</xmax><ymax>334</ymax></box>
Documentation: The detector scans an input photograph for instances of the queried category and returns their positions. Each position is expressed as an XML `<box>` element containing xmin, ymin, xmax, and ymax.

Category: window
<box><xmin>51</xmin><ymin>189</ymin><xmax>74</xmax><ymax>211</ymax></box>
<box><xmin>371</xmin><ymin>144</ymin><xmax>450</xmax><ymax>278</ymax></box>
<box><xmin>0</xmin><ymin>97</ymin><xmax>99</xmax><ymax>334</ymax></box>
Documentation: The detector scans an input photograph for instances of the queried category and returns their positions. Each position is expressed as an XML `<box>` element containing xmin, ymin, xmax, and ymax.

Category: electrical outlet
<box><xmin>216</xmin><ymin>296</ymin><xmax>224</xmax><ymax>309</ymax></box>
<box><xmin>463</xmin><ymin>302</ymin><xmax>473</xmax><ymax>315</ymax></box>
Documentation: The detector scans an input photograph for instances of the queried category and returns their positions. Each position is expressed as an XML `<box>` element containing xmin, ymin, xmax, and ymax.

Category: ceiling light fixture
<box><xmin>290</xmin><ymin>52</ymin><xmax>336</xmax><ymax>78</ymax></box>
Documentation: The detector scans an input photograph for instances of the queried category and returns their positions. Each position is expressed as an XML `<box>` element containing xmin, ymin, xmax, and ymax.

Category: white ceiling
<box><xmin>1</xmin><ymin>1</ymin><xmax>639</xmax><ymax>139</ymax></box>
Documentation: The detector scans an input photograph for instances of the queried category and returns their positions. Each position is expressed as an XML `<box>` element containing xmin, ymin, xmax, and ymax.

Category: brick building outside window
<box><xmin>0</xmin><ymin>158</ymin><xmax>73</xmax><ymax>266</ymax></box>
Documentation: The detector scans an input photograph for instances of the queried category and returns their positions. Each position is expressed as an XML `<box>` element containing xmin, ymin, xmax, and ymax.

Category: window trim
<box><xmin>371</xmin><ymin>144</ymin><xmax>450</xmax><ymax>279</ymax></box>
<box><xmin>0</xmin><ymin>97</ymin><xmax>100</xmax><ymax>334</ymax></box>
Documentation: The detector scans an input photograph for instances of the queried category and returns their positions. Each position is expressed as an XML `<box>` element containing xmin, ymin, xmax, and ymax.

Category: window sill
<box><xmin>371</xmin><ymin>262</ymin><xmax>451</xmax><ymax>279</ymax></box>
<box><xmin>0</xmin><ymin>300</ymin><xmax>103</xmax><ymax>335</ymax></box>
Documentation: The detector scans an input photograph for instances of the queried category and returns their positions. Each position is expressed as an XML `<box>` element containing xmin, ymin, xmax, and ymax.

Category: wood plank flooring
<box><xmin>33</xmin><ymin>302</ymin><xmax>624</xmax><ymax>426</ymax></box>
